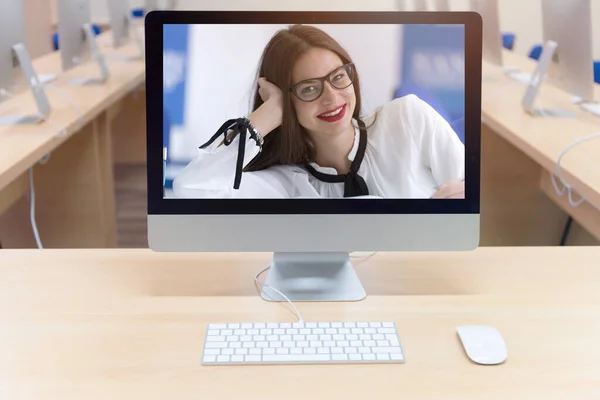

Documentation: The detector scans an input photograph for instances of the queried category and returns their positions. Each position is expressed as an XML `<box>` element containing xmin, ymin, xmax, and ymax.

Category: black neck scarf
<box><xmin>304</xmin><ymin>120</ymin><xmax>369</xmax><ymax>197</ymax></box>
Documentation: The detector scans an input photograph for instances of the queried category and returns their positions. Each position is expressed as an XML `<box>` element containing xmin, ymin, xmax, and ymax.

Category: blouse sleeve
<box><xmin>405</xmin><ymin>95</ymin><xmax>465</xmax><ymax>186</ymax></box>
<box><xmin>172</xmin><ymin>129</ymin><xmax>291</xmax><ymax>198</ymax></box>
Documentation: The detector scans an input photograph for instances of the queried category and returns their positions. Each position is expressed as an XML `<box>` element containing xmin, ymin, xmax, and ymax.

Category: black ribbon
<box><xmin>304</xmin><ymin>120</ymin><xmax>369</xmax><ymax>197</ymax></box>
<box><xmin>199</xmin><ymin>118</ymin><xmax>260</xmax><ymax>190</ymax></box>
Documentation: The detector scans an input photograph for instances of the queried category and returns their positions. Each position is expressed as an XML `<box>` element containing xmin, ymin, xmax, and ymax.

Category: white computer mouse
<box><xmin>456</xmin><ymin>325</ymin><xmax>507</xmax><ymax>365</ymax></box>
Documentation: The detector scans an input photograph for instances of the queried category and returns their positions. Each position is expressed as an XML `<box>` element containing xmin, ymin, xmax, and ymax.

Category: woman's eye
<box><xmin>301</xmin><ymin>86</ymin><xmax>316</xmax><ymax>94</ymax></box>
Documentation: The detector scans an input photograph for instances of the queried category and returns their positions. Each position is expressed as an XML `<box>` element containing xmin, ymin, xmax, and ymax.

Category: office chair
<box><xmin>529</xmin><ymin>44</ymin><xmax>543</xmax><ymax>60</ymax></box>
<box><xmin>502</xmin><ymin>32</ymin><xmax>516</xmax><ymax>50</ymax></box>
<box><xmin>52</xmin><ymin>24</ymin><xmax>102</xmax><ymax>51</ymax></box>
<box><xmin>132</xmin><ymin>8</ymin><xmax>145</xmax><ymax>18</ymax></box>
<box><xmin>594</xmin><ymin>61</ymin><xmax>600</xmax><ymax>84</ymax></box>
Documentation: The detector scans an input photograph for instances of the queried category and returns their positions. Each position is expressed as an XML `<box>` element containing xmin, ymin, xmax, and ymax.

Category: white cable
<box><xmin>550</xmin><ymin>131</ymin><xmax>600</xmax><ymax>208</ymax></box>
<box><xmin>254</xmin><ymin>265</ymin><xmax>304</xmax><ymax>323</ymax></box>
<box><xmin>28</xmin><ymin>167</ymin><xmax>43</xmax><ymax>249</ymax></box>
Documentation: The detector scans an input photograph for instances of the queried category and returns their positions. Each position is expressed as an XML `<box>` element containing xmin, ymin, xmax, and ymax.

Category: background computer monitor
<box><xmin>146</xmin><ymin>11</ymin><xmax>481</xmax><ymax>301</ymax></box>
<box><xmin>107</xmin><ymin>0</ymin><xmax>131</xmax><ymax>48</ymax></box>
<box><xmin>57</xmin><ymin>0</ymin><xmax>92</xmax><ymax>71</ymax></box>
<box><xmin>0</xmin><ymin>0</ymin><xmax>50</xmax><ymax>124</ymax></box>
<box><xmin>541</xmin><ymin>0</ymin><xmax>595</xmax><ymax>103</ymax></box>
<box><xmin>470</xmin><ymin>0</ymin><xmax>503</xmax><ymax>67</ymax></box>
<box><xmin>0</xmin><ymin>0</ymin><xmax>28</xmax><ymax>92</ymax></box>
<box><xmin>434</xmin><ymin>0</ymin><xmax>450</xmax><ymax>11</ymax></box>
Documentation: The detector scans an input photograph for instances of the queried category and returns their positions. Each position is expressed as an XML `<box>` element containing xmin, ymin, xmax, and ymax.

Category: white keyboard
<box><xmin>202</xmin><ymin>321</ymin><xmax>405</xmax><ymax>365</ymax></box>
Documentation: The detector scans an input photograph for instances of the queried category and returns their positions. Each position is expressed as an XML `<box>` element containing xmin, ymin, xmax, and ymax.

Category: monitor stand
<box><xmin>521</xmin><ymin>40</ymin><xmax>577</xmax><ymax>118</ymax></box>
<box><xmin>260</xmin><ymin>252</ymin><xmax>366</xmax><ymax>302</ymax></box>
<box><xmin>0</xmin><ymin>43</ymin><xmax>51</xmax><ymax>125</ymax></box>
<box><xmin>109</xmin><ymin>19</ymin><xmax>145</xmax><ymax>62</ymax></box>
<box><xmin>69</xmin><ymin>24</ymin><xmax>110</xmax><ymax>86</ymax></box>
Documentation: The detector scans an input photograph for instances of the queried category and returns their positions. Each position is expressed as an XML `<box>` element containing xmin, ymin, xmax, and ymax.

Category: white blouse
<box><xmin>172</xmin><ymin>94</ymin><xmax>465</xmax><ymax>199</ymax></box>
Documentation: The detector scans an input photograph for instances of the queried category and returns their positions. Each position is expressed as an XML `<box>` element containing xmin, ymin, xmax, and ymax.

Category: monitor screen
<box><xmin>148</xmin><ymin>11</ymin><xmax>481</xmax><ymax>215</ymax></box>
<box><xmin>164</xmin><ymin>22</ymin><xmax>465</xmax><ymax>197</ymax></box>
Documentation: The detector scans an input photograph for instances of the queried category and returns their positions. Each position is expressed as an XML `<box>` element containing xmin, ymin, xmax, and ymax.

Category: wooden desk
<box><xmin>0</xmin><ymin>247</ymin><xmax>599</xmax><ymax>399</ymax></box>
<box><xmin>0</xmin><ymin>31</ymin><xmax>146</xmax><ymax>248</ymax></box>
<box><xmin>479</xmin><ymin>51</ymin><xmax>600</xmax><ymax>245</ymax></box>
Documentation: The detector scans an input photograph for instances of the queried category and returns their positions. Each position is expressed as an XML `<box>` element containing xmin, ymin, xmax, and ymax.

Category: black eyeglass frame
<box><xmin>289</xmin><ymin>63</ymin><xmax>356</xmax><ymax>102</ymax></box>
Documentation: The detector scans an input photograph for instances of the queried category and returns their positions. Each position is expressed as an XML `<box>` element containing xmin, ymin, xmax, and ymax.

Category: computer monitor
<box><xmin>470</xmin><ymin>0</ymin><xmax>502</xmax><ymax>67</ymax></box>
<box><xmin>57</xmin><ymin>0</ymin><xmax>109</xmax><ymax>85</ymax></box>
<box><xmin>0</xmin><ymin>0</ymin><xmax>51</xmax><ymax>124</ymax></box>
<box><xmin>146</xmin><ymin>11</ymin><xmax>482</xmax><ymax>302</ymax></box>
<box><xmin>107</xmin><ymin>0</ymin><xmax>131</xmax><ymax>48</ymax></box>
<box><xmin>434</xmin><ymin>0</ymin><xmax>450</xmax><ymax>11</ymax></box>
<box><xmin>396</xmin><ymin>1</ymin><xmax>428</xmax><ymax>11</ymax></box>
<box><xmin>541</xmin><ymin>0</ymin><xmax>598</xmax><ymax>113</ymax></box>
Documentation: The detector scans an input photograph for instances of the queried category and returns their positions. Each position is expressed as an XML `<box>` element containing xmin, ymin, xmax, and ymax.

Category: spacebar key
<box><xmin>262</xmin><ymin>354</ymin><xmax>331</xmax><ymax>362</ymax></box>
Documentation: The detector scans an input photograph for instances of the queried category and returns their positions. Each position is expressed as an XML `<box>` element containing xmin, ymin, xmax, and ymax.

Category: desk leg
<box><xmin>0</xmin><ymin>122</ymin><xmax>117</xmax><ymax>248</ymax></box>
<box><xmin>480</xmin><ymin>124</ymin><xmax>569</xmax><ymax>245</ymax></box>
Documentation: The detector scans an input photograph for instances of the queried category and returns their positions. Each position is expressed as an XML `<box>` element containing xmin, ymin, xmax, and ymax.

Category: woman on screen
<box><xmin>173</xmin><ymin>24</ymin><xmax>464</xmax><ymax>199</ymax></box>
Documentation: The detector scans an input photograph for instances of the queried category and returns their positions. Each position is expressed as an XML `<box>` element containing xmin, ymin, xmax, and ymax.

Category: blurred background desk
<box><xmin>0</xmin><ymin>31</ymin><xmax>146</xmax><ymax>248</ymax></box>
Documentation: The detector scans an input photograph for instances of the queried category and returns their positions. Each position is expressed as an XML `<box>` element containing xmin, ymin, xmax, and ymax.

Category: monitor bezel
<box><xmin>145</xmin><ymin>10</ymin><xmax>482</xmax><ymax>215</ymax></box>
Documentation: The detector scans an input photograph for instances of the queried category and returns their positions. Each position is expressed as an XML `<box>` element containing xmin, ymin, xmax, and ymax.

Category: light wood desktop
<box><xmin>0</xmin><ymin>30</ymin><xmax>146</xmax><ymax>248</ymax></box>
<box><xmin>478</xmin><ymin>49</ymin><xmax>600</xmax><ymax>245</ymax></box>
<box><xmin>0</xmin><ymin>247</ymin><xmax>599</xmax><ymax>399</ymax></box>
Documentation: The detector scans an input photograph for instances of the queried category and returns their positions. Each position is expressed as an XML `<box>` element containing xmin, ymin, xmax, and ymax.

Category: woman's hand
<box><xmin>431</xmin><ymin>179</ymin><xmax>465</xmax><ymax>199</ymax></box>
<box><xmin>248</xmin><ymin>77</ymin><xmax>284</xmax><ymax>137</ymax></box>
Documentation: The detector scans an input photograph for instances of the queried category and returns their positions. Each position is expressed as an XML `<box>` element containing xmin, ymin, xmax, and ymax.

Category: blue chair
<box><xmin>529</xmin><ymin>44</ymin><xmax>543</xmax><ymax>61</ymax></box>
<box><xmin>131</xmin><ymin>8</ymin><xmax>145</xmax><ymax>18</ymax></box>
<box><xmin>502</xmin><ymin>32</ymin><xmax>516</xmax><ymax>50</ymax></box>
<box><xmin>594</xmin><ymin>61</ymin><xmax>600</xmax><ymax>84</ymax></box>
<box><xmin>52</xmin><ymin>24</ymin><xmax>102</xmax><ymax>50</ymax></box>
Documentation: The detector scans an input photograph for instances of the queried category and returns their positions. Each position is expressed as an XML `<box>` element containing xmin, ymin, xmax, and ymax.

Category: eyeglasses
<box><xmin>289</xmin><ymin>63</ymin><xmax>355</xmax><ymax>102</ymax></box>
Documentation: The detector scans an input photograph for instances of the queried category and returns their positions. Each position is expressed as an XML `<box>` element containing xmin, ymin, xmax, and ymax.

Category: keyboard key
<box><xmin>369</xmin><ymin>322</ymin><xmax>382</xmax><ymax>328</ymax></box>
<box><xmin>228</xmin><ymin>323</ymin><xmax>240</xmax><ymax>329</ymax></box>
<box><xmin>377</xmin><ymin>354</ymin><xmax>390</xmax><ymax>361</ymax></box>
<box><xmin>331</xmin><ymin>347</ymin><xmax>344</xmax><ymax>354</ymax></box>
<box><xmin>372</xmin><ymin>347</ymin><xmax>403</xmax><ymax>354</ymax></box>
<box><xmin>333</xmin><ymin>334</ymin><xmax>345</xmax><ymax>341</ymax></box>
<box><xmin>256</xmin><ymin>342</ymin><xmax>268</xmax><ymax>348</ymax></box>
<box><xmin>276</xmin><ymin>348</ymin><xmax>289</xmax><ymax>355</ymax></box>
<box><xmin>310</xmin><ymin>341</ymin><xmax>323</xmax><ymax>348</ymax></box>
<box><xmin>365</xmin><ymin>328</ymin><xmax>377</xmax><ymax>334</ymax></box>
<box><xmin>378</xmin><ymin>328</ymin><xmax>396</xmax><ymax>334</ymax></box>
<box><xmin>231</xmin><ymin>355</ymin><xmax>244</xmax><ymax>362</ymax></box>
<box><xmin>241</xmin><ymin>323</ymin><xmax>253</xmax><ymax>329</ymax></box>
<box><xmin>332</xmin><ymin>354</ymin><xmax>349</xmax><ymax>361</ymax></box>
<box><xmin>359</xmin><ymin>334</ymin><xmax>372</xmax><ymax>341</ymax></box>
<box><xmin>217</xmin><ymin>355</ymin><xmax>230</xmax><ymax>362</ymax></box>
<box><xmin>373</xmin><ymin>334</ymin><xmax>385</xmax><ymax>340</ymax></box>
<box><xmin>345</xmin><ymin>347</ymin><xmax>358</xmax><ymax>354</ymax></box>
<box><xmin>350</xmin><ymin>354</ymin><xmax>362</xmax><ymax>361</ymax></box>
<box><xmin>357</xmin><ymin>322</ymin><xmax>369</xmax><ymax>328</ymax></box>
<box><xmin>280</xmin><ymin>323</ymin><xmax>292</xmax><ymax>329</ymax></box>
<box><xmin>253</xmin><ymin>335</ymin><xmax>266</xmax><ymax>342</ymax></box>
<box><xmin>235</xmin><ymin>349</ymin><xmax>248</xmax><ymax>355</ymax></box>
<box><xmin>326</xmin><ymin>328</ymin><xmax>338</xmax><ymax>335</ymax></box>
<box><xmin>318</xmin><ymin>348</ymin><xmax>330</xmax><ymax>354</ymax></box>
<box><xmin>358</xmin><ymin>347</ymin><xmax>371</xmax><ymax>354</ymax></box>
<box><xmin>306</xmin><ymin>335</ymin><xmax>318</xmax><ymax>341</ymax></box>
<box><xmin>382</xmin><ymin>322</ymin><xmax>394</xmax><ymax>328</ymax></box>
<box><xmin>377</xmin><ymin>340</ymin><xmax>391</xmax><ymax>347</ymax></box>
<box><xmin>280</xmin><ymin>335</ymin><xmax>292</xmax><ymax>341</ymax></box>
<box><xmin>206</xmin><ymin>336</ymin><xmax>225</xmax><ymax>342</ymax></box>
<box><xmin>306</xmin><ymin>322</ymin><xmax>317</xmax><ymax>328</ymax></box>
<box><xmin>263</xmin><ymin>348</ymin><xmax>275</xmax><ymax>355</ymax></box>
<box><xmin>324</xmin><ymin>341</ymin><xmax>336</xmax><ymax>347</ymax></box>
<box><xmin>249</xmin><ymin>349</ymin><xmax>261</xmax><ymax>355</ymax></box>
<box><xmin>293</xmin><ymin>323</ymin><xmax>305</xmax><ymax>328</ymax></box>
<box><xmin>270</xmin><ymin>341</ymin><xmax>282</xmax><ymax>348</ymax></box>
<box><xmin>339</xmin><ymin>328</ymin><xmax>350</xmax><ymax>334</ymax></box>
<box><xmin>331</xmin><ymin>322</ymin><xmax>343</xmax><ymax>328</ymax></box>
<box><xmin>222</xmin><ymin>349</ymin><xmax>234</xmax><ymax>355</ymax></box>
<box><xmin>247</xmin><ymin>329</ymin><xmax>259</xmax><ymax>335</ymax></box>
<box><xmin>337</xmin><ymin>340</ymin><xmax>350</xmax><ymax>347</ymax></box>
<box><xmin>229</xmin><ymin>342</ymin><xmax>242</xmax><ymax>349</ymax></box>
<box><xmin>205</xmin><ymin>349</ymin><xmax>220</xmax><ymax>355</ymax></box>
<box><xmin>386</xmin><ymin>334</ymin><xmax>399</xmax><ymax>341</ymax></box>
<box><xmin>347</xmin><ymin>334</ymin><xmax>359</xmax><ymax>341</ymax></box>
<box><xmin>221</xmin><ymin>329</ymin><xmax>233</xmax><ymax>336</ymax></box>
<box><xmin>242</xmin><ymin>342</ymin><xmax>255</xmax><ymax>348</ymax></box>
<box><xmin>284</xmin><ymin>341</ymin><xmax>295</xmax><ymax>348</ymax></box>
<box><xmin>304</xmin><ymin>347</ymin><xmax>317</xmax><ymax>354</ymax></box>
<box><xmin>363</xmin><ymin>354</ymin><xmax>376</xmax><ymax>361</ymax></box>
<box><xmin>203</xmin><ymin>355</ymin><xmax>217</xmax><ymax>363</ymax></box>
<box><xmin>344</xmin><ymin>322</ymin><xmax>356</xmax><ymax>328</ymax></box>
<box><xmin>240</xmin><ymin>335</ymin><xmax>252</xmax><ymax>342</ymax></box>
<box><xmin>263</xmin><ymin>354</ymin><xmax>330</xmax><ymax>362</ymax></box>
<box><xmin>297</xmin><ymin>341</ymin><xmax>309</xmax><ymax>348</ymax></box>
<box><xmin>226</xmin><ymin>336</ymin><xmax>239</xmax><ymax>342</ymax></box>
<box><xmin>352</xmin><ymin>328</ymin><xmax>364</xmax><ymax>334</ymax></box>
<box><xmin>260</xmin><ymin>329</ymin><xmax>272</xmax><ymax>335</ymax></box>
<box><xmin>206</xmin><ymin>342</ymin><xmax>228</xmax><ymax>349</ymax></box>
<box><xmin>300</xmin><ymin>329</ymin><xmax>311</xmax><ymax>335</ymax></box>
<box><xmin>351</xmin><ymin>341</ymin><xmax>362</xmax><ymax>347</ymax></box>
<box><xmin>320</xmin><ymin>334</ymin><xmax>332</xmax><ymax>341</ymax></box>
<box><xmin>291</xmin><ymin>348</ymin><xmax>303</xmax><ymax>354</ymax></box>
<box><xmin>207</xmin><ymin>330</ymin><xmax>220</xmax><ymax>336</ymax></box>
<box><xmin>208</xmin><ymin>324</ymin><xmax>227</xmax><ymax>330</ymax></box>
<box><xmin>246</xmin><ymin>355</ymin><xmax>261</xmax><ymax>362</ymax></box>
<box><xmin>234</xmin><ymin>329</ymin><xmax>246</xmax><ymax>335</ymax></box>
<box><xmin>267</xmin><ymin>323</ymin><xmax>278</xmax><ymax>329</ymax></box>
<box><xmin>293</xmin><ymin>335</ymin><xmax>306</xmax><ymax>341</ymax></box>
<box><xmin>254</xmin><ymin>323</ymin><xmax>266</xmax><ymax>329</ymax></box>
<box><xmin>287</xmin><ymin>329</ymin><xmax>299</xmax><ymax>335</ymax></box>
<box><xmin>318</xmin><ymin>322</ymin><xmax>330</xmax><ymax>328</ymax></box>
<box><xmin>267</xmin><ymin>335</ymin><xmax>278</xmax><ymax>341</ymax></box>
<box><xmin>364</xmin><ymin>340</ymin><xmax>376</xmax><ymax>347</ymax></box>
<box><xmin>274</xmin><ymin>329</ymin><xmax>285</xmax><ymax>335</ymax></box>
<box><xmin>391</xmin><ymin>354</ymin><xmax>404</xmax><ymax>361</ymax></box>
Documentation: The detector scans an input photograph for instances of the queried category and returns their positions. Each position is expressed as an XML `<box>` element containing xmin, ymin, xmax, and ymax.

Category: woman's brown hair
<box><xmin>244</xmin><ymin>24</ymin><xmax>365</xmax><ymax>172</ymax></box>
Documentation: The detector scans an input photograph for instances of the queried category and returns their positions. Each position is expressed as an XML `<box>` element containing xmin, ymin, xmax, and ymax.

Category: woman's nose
<box><xmin>320</xmin><ymin>81</ymin><xmax>339</xmax><ymax>104</ymax></box>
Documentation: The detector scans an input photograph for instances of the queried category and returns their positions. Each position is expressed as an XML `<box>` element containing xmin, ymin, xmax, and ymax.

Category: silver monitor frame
<box><xmin>57</xmin><ymin>0</ymin><xmax>109</xmax><ymax>85</ymax></box>
<box><xmin>542</xmin><ymin>0</ymin><xmax>596</xmax><ymax>104</ymax></box>
<box><xmin>107</xmin><ymin>0</ymin><xmax>131</xmax><ymax>48</ymax></box>
<box><xmin>470</xmin><ymin>0</ymin><xmax>502</xmax><ymax>67</ymax></box>
<box><xmin>0</xmin><ymin>0</ymin><xmax>51</xmax><ymax>124</ymax></box>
